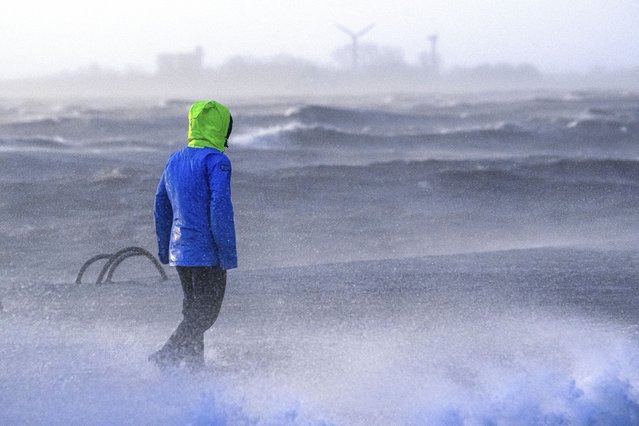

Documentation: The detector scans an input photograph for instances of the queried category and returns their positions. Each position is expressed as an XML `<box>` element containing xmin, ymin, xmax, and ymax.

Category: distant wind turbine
<box><xmin>336</xmin><ymin>23</ymin><xmax>375</xmax><ymax>70</ymax></box>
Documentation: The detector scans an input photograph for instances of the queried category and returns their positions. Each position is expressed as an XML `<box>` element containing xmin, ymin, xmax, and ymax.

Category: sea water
<box><xmin>0</xmin><ymin>91</ymin><xmax>638</xmax><ymax>424</ymax></box>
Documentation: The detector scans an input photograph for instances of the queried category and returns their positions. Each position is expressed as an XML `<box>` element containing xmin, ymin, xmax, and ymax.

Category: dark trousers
<box><xmin>161</xmin><ymin>266</ymin><xmax>226</xmax><ymax>365</ymax></box>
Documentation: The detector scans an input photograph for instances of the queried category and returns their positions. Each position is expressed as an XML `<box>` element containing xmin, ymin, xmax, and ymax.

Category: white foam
<box><xmin>1</xmin><ymin>294</ymin><xmax>637</xmax><ymax>425</ymax></box>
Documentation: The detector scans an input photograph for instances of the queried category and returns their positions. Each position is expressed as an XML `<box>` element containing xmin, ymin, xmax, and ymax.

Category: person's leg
<box><xmin>182</xmin><ymin>267</ymin><xmax>226</xmax><ymax>368</ymax></box>
<box><xmin>150</xmin><ymin>266</ymin><xmax>195</xmax><ymax>367</ymax></box>
<box><xmin>190</xmin><ymin>267</ymin><xmax>226</xmax><ymax>330</ymax></box>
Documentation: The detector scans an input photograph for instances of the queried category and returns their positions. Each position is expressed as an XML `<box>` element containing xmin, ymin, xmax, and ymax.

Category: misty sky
<box><xmin>2</xmin><ymin>0</ymin><xmax>638</xmax><ymax>79</ymax></box>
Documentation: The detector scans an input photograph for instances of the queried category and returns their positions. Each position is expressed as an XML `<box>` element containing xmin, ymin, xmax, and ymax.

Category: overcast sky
<box><xmin>2</xmin><ymin>0</ymin><xmax>638</xmax><ymax>79</ymax></box>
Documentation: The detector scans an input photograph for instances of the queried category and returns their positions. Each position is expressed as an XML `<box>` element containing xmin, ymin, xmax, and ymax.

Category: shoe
<box><xmin>148</xmin><ymin>348</ymin><xmax>180</xmax><ymax>370</ymax></box>
<box><xmin>183</xmin><ymin>353</ymin><xmax>205</xmax><ymax>371</ymax></box>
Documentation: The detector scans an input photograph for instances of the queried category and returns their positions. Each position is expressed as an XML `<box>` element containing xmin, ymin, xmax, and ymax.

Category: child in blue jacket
<box><xmin>151</xmin><ymin>100</ymin><xmax>237</xmax><ymax>369</ymax></box>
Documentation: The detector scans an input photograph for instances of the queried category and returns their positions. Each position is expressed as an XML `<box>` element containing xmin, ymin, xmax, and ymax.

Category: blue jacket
<box><xmin>154</xmin><ymin>101</ymin><xmax>237</xmax><ymax>269</ymax></box>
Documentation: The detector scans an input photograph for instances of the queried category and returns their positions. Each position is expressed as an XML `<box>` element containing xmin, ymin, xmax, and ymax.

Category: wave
<box><xmin>2</xmin><ymin>114</ymin><xmax>184</xmax><ymax>139</ymax></box>
<box><xmin>286</xmin><ymin>104</ymin><xmax>421</xmax><ymax>122</ymax></box>
<box><xmin>0</xmin><ymin>136</ymin><xmax>70</xmax><ymax>151</ymax></box>
<box><xmin>3</xmin><ymin>117</ymin><xmax>74</xmax><ymax>131</ymax></box>
<box><xmin>566</xmin><ymin>117</ymin><xmax>636</xmax><ymax>133</ymax></box>
<box><xmin>526</xmin><ymin>157</ymin><xmax>639</xmax><ymax>183</ymax></box>
<box><xmin>286</xmin><ymin>104</ymin><xmax>472</xmax><ymax>130</ymax></box>
<box><xmin>433</xmin><ymin>122</ymin><xmax>529</xmax><ymax>139</ymax></box>
<box><xmin>232</xmin><ymin>122</ymin><xmax>374</xmax><ymax>148</ymax></box>
<box><xmin>293</xmin><ymin>157</ymin><xmax>639</xmax><ymax>203</ymax></box>
<box><xmin>241</xmin><ymin>103</ymin><xmax>506</xmax><ymax>133</ymax></box>
<box><xmin>0</xmin><ymin>136</ymin><xmax>166</xmax><ymax>154</ymax></box>
<box><xmin>233</xmin><ymin>120</ymin><xmax>531</xmax><ymax>149</ymax></box>
<box><xmin>425</xmin><ymin>157</ymin><xmax>639</xmax><ymax>190</ymax></box>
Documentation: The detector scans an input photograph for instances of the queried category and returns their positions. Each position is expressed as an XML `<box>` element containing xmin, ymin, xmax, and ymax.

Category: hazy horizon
<box><xmin>2</xmin><ymin>0</ymin><xmax>639</xmax><ymax>80</ymax></box>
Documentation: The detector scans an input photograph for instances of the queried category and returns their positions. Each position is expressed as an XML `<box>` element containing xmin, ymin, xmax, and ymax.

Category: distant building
<box><xmin>156</xmin><ymin>46</ymin><xmax>204</xmax><ymax>76</ymax></box>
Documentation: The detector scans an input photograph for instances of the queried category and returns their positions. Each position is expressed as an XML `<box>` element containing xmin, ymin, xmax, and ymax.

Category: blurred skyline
<box><xmin>2</xmin><ymin>0</ymin><xmax>639</xmax><ymax>80</ymax></box>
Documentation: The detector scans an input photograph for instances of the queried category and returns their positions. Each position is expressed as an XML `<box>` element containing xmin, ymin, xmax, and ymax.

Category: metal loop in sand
<box><xmin>76</xmin><ymin>247</ymin><xmax>167</xmax><ymax>285</ymax></box>
<box><xmin>103</xmin><ymin>247</ymin><xmax>168</xmax><ymax>284</ymax></box>
<box><xmin>75</xmin><ymin>254</ymin><xmax>113</xmax><ymax>285</ymax></box>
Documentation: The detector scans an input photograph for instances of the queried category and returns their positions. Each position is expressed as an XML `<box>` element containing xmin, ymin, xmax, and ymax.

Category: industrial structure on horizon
<box><xmin>156</xmin><ymin>25</ymin><xmax>441</xmax><ymax>76</ymax></box>
<box><xmin>156</xmin><ymin>46</ymin><xmax>204</xmax><ymax>76</ymax></box>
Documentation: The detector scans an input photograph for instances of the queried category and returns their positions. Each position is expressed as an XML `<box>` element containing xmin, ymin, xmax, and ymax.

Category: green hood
<box><xmin>187</xmin><ymin>100</ymin><xmax>231</xmax><ymax>152</ymax></box>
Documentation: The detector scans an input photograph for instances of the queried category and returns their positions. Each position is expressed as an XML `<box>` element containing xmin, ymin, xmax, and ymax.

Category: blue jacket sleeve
<box><xmin>208</xmin><ymin>155</ymin><xmax>237</xmax><ymax>269</ymax></box>
<box><xmin>154</xmin><ymin>172</ymin><xmax>172</xmax><ymax>265</ymax></box>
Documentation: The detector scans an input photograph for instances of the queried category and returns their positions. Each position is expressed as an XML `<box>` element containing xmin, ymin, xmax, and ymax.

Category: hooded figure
<box><xmin>151</xmin><ymin>100</ymin><xmax>236</xmax><ymax>369</ymax></box>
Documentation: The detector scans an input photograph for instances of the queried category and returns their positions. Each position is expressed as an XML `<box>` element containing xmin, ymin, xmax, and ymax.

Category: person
<box><xmin>150</xmin><ymin>100</ymin><xmax>237</xmax><ymax>370</ymax></box>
